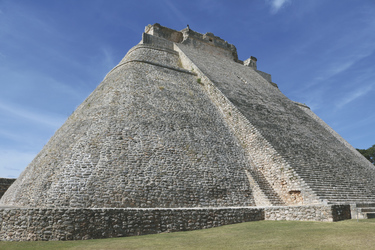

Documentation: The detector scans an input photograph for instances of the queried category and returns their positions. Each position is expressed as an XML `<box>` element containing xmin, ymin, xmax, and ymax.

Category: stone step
<box><xmin>318</xmin><ymin>194</ymin><xmax>371</xmax><ymax>199</ymax></box>
<box><xmin>298</xmin><ymin>175</ymin><xmax>369</xmax><ymax>183</ymax></box>
<box><xmin>359</xmin><ymin>208</ymin><xmax>375</xmax><ymax>213</ymax></box>
<box><xmin>318</xmin><ymin>195</ymin><xmax>370</xmax><ymax>200</ymax></box>
<box><xmin>307</xmin><ymin>185</ymin><xmax>368</xmax><ymax>192</ymax></box>
<box><xmin>325</xmin><ymin>199</ymin><xmax>375</xmax><ymax>203</ymax></box>
<box><xmin>314</xmin><ymin>189</ymin><xmax>368</xmax><ymax>194</ymax></box>
<box><xmin>349</xmin><ymin>203</ymin><xmax>375</xmax><ymax>220</ymax></box>
<box><xmin>248</xmin><ymin>168</ymin><xmax>284</xmax><ymax>206</ymax></box>
<box><xmin>308</xmin><ymin>182</ymin><xmax>368</xmax><ymax>187</ymax></box>
<box><xmin>355</xmin><ymin>203</ymin><xmax>375</xmax><ymax>208</ymax></box>
<box><xmin>327</xmin><ymin>199</ymin><xmax>375</xmax><ymax>205</ymax></box>
<box><xmin>314</xmin><ymin>191</ymin><xmax>370</xmax><ymax>197</ymax></box>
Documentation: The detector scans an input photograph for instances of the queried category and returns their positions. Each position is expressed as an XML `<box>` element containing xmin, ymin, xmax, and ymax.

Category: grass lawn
<box><xmin>1</xmin><ymin>219</ymin><xmax>375</xmax><ymax>249</ymax></box>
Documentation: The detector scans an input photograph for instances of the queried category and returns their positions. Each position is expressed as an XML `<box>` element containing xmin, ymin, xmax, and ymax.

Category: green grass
<box><xmin>1</xmin><ymin>219</ymin><xmax>375</xmax><ymax>249</ymax></box>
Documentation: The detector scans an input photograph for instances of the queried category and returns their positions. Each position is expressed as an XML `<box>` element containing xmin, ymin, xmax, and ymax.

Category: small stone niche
<box><xmin>289</xmin><ymin>190</ymin><xmax>303</xmax><ymax>204</ymax></box>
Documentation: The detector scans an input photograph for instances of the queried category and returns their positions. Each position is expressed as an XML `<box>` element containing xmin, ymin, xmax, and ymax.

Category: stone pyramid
<box><xmin>2</xmin><ymin>23</ymin><xmax>375</xmax><ymax>211</ymax></box>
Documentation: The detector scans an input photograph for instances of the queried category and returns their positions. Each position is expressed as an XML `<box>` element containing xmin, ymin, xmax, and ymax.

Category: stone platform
<box><xmin>0</xmin><ymin>205</ymin><xmax>350</xmax><ymax>241</ymax></box>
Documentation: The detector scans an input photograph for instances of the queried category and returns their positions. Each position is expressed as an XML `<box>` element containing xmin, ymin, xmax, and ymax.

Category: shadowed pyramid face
<box><xmin>2</xmin><ymin>23</ymin><xmax>375</xmax><ymax>209</ymax></box>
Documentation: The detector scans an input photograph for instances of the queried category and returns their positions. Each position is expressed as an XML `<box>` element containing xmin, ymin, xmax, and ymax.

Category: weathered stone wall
<box><xmin>145</xmin><ymin>23</ymin><xmax>183</xmax><ymax>43</ymax></box>
<box><xmin>265</xmin><ymin>204</ymin><xmax>351</xmax><ymax>222</ymax></box>
<box><xmin>179</xmin><ymin>30</ymin><xmax>238</xmax><ymax>62</ymax></box>
<box><xmin>296</xmin><ymin>103</ymin><xmax>375</xmax><ymax>172</ymax></box>
<box><xmin>175</xmin><ymin>38</ymin><xmax>375</xmax><ymax>205</ymax></box>
<box><xmin>175</xmin><ymin>43</ymin><xmax>320</xmax><ymax>206</ymax></box>
<box><xmin>255</xmin><ymin>70</ymin><xmax>272</xmax><ymax>83</ymax></box>
<box><xmin>0</xmin><ymin>207</ymin><xmax>263</xmax><ymax>241</ymax></box>
<box><xmin>6</xmin><ymin>23</ymin><xmax>370</xmax><ymax>210</ymax></box>
<box><xmin>0</xmin><ymin>23</ymin><xmax>363</xmax><ymax>242</ymax></box>
<box><xmin>0</xmin><ymin>205</ymin><xmax>349</xmax><ymax>241</ymax></box>
<box><xmin>0</xmin><ymin>179</ymin><xmax>16</xmax><ymax>199</ymax></box>
<box><xmin>1</xmin><ymin>33</ymin><xmax>256</xmax><ymax>209</ymax></box>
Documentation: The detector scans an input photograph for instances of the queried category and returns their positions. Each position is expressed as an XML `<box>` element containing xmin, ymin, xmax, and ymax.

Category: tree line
<box><xmin>357</xmin><ymin>144</ymin><xmax>375</xmax><ymax>166</ymax></box>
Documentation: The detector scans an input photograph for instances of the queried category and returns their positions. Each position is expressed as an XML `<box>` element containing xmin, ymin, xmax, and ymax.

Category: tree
<box><xmin>357</xmin><ymin>144</ymin><xmax>375</xmax><ymax>166</ymax></box>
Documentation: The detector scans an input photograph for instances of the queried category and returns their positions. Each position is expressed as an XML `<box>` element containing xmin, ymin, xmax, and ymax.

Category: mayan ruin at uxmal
<box><xmin>1</xmin><ymin>23</ymin><xmax>375</xmax><ymax>241</ymax></box>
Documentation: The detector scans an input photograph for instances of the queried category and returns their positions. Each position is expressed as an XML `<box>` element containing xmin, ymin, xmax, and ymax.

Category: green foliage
<box><xmin>357</xmin><ymin>144</ymin><xmax>375</xmax><ymax>165</ymax></box>
<box><xmin>197</xmin><ymin>78</ymin><xmax>202</xmax><ymax>84</ymax></box>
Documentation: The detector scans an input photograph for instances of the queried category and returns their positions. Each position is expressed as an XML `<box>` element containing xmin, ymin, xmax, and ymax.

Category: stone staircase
<box><xmin>249</xmin><ymin>168</ymin><xmax>285</xmax><ymax>206</ymax></box>
<box><xmin>350</xmin><ymin>203</ymin><xmax>375</xmax><ymax>219</ymax></box>
<box><xmin>295</xmin><ymin>169</ymin><xmax>375</xmax><ymax>205</ymax></box>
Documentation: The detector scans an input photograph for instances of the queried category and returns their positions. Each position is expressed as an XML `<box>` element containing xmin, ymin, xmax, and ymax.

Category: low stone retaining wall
<box><xmin>265</xmin><ymin>204</ymin><xmax>351</xmax><ymax>222</ymax></box>
<box><xmin>0</xmin><ymin>205</ymin><xmax>350</xmax><ymax>241</ymax></box>
<box><xmin>0</xmin><ymin>207</ymin><xmax>263</xmax><ymax>241</ymax></box>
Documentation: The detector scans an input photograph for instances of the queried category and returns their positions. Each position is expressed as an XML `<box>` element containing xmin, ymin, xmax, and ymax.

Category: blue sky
<box><xmin>1</xmin><ymin>0</ymin><xmax>374</xmax><ymax>178</ymax></box>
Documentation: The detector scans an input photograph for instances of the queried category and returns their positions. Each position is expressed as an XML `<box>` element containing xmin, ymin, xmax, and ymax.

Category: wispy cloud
<box><xmin>101</xmin><ymin>47</ymin><xmax>117</xmax><ymax>71</ymax></box>
<box><xmin>314</xmin><ymin>61</ymin><xmax>354</xmax><ymax>83</ymax></box>
<box><xmin>163</xmin><ymin>0</ymin><xmax>190</xmax><ymax>27</ymax></box>
<box><xmin>335</xmin><ymin>84</ymin><xmax>374</xmax><ymax>108</ymax></box>
<box><xmin>315</xmin><ymin>42</ymin><xmax>375</xmax><ymax>83</ymax></box>
<box><xmin>0</xmin><ymin>1</ymin><xmax>61</xmax><ymax>45</ymax></box>
<box><xmin>337</xmin><ymin>113</ymin><xmax>375</xmax><ymax>133</ymax></box>
<box><xmin>289</xmin><ymin>84</ymin><xmax>328</xmax><ymax>111</ymax></box>
<box><xmin>268</xmin><ymin>0</ymin><xmax>291</xmax><ymax>14</ymax></box>
<box><xmin>288</xmin><ymin>10</ymin><xmax>375</xmax><ymax>95</ymax></box>
<box><xmin>0</xmin><ymin>101</ymin><xmax>66</xmax><ymax>128</ymax></box>
<box><xmin>197</xmin><ymin>0</ymin><xmax>225</xmax><ymax>14</ymax></box>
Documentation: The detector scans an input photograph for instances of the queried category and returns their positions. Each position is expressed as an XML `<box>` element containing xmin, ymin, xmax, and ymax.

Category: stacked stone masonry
<box><xmin>173</xmin><ymin>36</ymin><xmax>375</xmax><ymax>205</ymax></box>
<box><xmin>2</xmin><ymin>33</ymin><xmax>256</xmax><ymax>209</ymax></box>
<box><xmin>1</xmin><ymin>23</ymin><xmax>373</xmax><ymax>241</ymax></box>
<box><xmin>0</xmin><ymin>205</ymin><xmax>349</xmax><ymax>241</ymax></box>
<box><xmin>175</xmin><ymin>43</ymin><xmax>321</xmax><ymax>206</ymax></box>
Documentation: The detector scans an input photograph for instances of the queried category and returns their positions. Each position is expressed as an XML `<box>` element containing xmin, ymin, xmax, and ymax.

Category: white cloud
<box><xmin>0</xmin><ymin>101</ymin><xmax>66</xmax><ymax>128</ymax></box>
<box><xmin>268</xmin><ymin>0</ymin><xmax>291</xmax><ymax>14</ymax></box>
<box><xmin>314</xmin><ymin>61</ymin><xmax>354</xmax><ymax>82</ymax></box>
